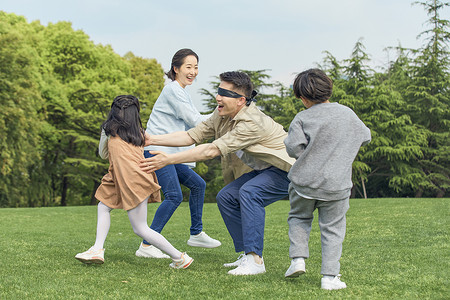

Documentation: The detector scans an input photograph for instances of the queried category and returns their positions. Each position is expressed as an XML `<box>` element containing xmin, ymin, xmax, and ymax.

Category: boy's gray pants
<box><xmin>287</xmin><ymin>185</ymin><xmax>350</xmax><ymax>276</ymax></box>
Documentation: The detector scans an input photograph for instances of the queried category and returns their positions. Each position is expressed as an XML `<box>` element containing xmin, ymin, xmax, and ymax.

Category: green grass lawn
<box><xmin>0</xmin><ymin>198</ymin><xmax>448</xmax><ymax>299</ymax></box>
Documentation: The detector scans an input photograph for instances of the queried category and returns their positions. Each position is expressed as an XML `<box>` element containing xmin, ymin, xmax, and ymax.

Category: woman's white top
<box><xmin>144</xmin><ymin>80</ymin><xmax>210</xmax><ymax>167</ymax></box>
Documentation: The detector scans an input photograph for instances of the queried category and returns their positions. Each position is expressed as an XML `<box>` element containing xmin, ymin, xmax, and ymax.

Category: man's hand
<box><xmin>139</xmin><ymin>151</ymin><xmax>170</xmax><ymax>173</ymax></box>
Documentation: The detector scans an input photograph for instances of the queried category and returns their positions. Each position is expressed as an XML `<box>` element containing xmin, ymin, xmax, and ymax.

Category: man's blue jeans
<box><xmin>143</xmin><ymin>151</ymin><xmax>206</xmax><ymax>245</ymax></box>
<box><xmin>216</xmin><ymin>166</ymin><xmax>290</xmax><ymax>257</ymax></box>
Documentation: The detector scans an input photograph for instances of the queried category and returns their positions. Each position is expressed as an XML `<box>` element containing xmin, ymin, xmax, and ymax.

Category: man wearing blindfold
<box><xmin>140</xmin><ymin>71</ymin><xmax>294</xmax><ymax>275</ymax></box>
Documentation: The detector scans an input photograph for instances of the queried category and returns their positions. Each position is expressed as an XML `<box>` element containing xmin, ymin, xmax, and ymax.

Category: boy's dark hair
<box><xmin>102</xmin><ymin>95</ymin><xmax>145</xmax><ymax>146</ymax></box>
<box><xmin>166</xmin><ymin>48</ymin><xmax>199</xmax><ymax>81</ymax></box>
<box><xmin>219</xmin><ymin>71</ymin><xmax>253</xmax><ymax>98</ymax></box>
<box><xmin>293</xmin><ymin>68</ymin><xmax>333</xmax><ymax>103</ymax></box>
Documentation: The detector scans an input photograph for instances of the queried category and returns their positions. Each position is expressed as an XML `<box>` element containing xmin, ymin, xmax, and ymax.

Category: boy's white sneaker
<box><xmin>321</xmin><ymin>275</ymin><xmax>347</xmax><ymax>290</ymax></box>
<box><xmin>187</xmin><ymin>232</ymin><xmax>221</xmax><ymax>248</ymax></box>
<box><xmin>223</xmin><ymin>253</ymin><xmax>245</xmax><ymax>267</ymax></box>
<box><xmin>135</xmin><ymin>243</ymin><xmax>170</xmax><ymax>259</ymax></box>
<box><xmin>75</xmin><ymin>247</ymin><xmax>104</xmax><ymax>264</ymax></box>
<box><xmin>228</xmin><ymin>254</ymin><xmax>266</xmax><ymax>275</ymax></box>
<box><xmin>170</xmin><ymin>252</ymin><xmax>194</xmax><ymax>269</ymax></box>
<box><xmin>284</xmin><ymin>258</ymin><xmax>306</xmax><ymax>278</ymax></box>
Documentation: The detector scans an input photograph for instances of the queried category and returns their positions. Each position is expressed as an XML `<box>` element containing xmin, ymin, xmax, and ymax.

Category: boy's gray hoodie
<box><xmin>284</xmin><ymin>102</ymin><xmax>371</xmax><ymax>201</ymax></box>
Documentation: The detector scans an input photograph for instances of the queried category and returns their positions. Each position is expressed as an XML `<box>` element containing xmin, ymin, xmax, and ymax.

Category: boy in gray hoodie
<box><xmin>283</xmin><ymin>68</ymin><xmax>371</xmax><ymax>290</ymax></box>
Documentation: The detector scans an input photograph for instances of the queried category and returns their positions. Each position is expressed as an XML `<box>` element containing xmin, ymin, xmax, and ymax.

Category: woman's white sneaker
<box><xmin>135</xmin><ymin>243</ymin><xmax>170</xmax><ymax>259</ymax></box>
<box><xmin>228</xmin><ymin>254</ymin><xmax>266</xmax><ymax>275</ymax></box>
<box><xmin>187</xmin><ymin>232</ymin><xmax>221</xmax><ymax>248</ymax></box>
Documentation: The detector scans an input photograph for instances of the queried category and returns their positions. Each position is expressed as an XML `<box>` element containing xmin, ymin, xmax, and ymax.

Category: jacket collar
<box><xmin>232</xmin><ymin>102</ymin><xmax>256</xmax><ymax>121</ymax></box>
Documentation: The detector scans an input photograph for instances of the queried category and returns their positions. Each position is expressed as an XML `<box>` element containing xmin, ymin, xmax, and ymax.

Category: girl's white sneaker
<box><xmin>75</xmin><ymin>247</ymin><xmax>105</xmax><ymax>264</ymax></box>
<box><xmin>170</xmin><ymin>252</ymin><xmax>194</xmax><ymax>269</ymax></box>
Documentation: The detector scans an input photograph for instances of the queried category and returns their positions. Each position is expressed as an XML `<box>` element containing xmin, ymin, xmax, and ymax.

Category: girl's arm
<box><xmin>99</xmin><ymin>129</ymin><xmax>109</xmax><ymax>159</ymax></box>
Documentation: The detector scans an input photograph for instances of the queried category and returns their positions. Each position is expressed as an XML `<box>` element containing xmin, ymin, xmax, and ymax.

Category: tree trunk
<box><xmin>415</xmin><ymin>189</ymin><xmax>424</xmax><ymax>198</ymax></box>
<box><xmin>350</xmin><ymin>186</ymin><xmax>356</xmax><ymax>198</ymax></box>
<box><xmin>90</xmin><ymin>180</ymin><xmax>100</xmax><ymax>205</ymax></box>
<box><xmin>436</xmin><ymin>189</ymin><xmax>445</xmax><ymax>198</ymax></box>
<box><xmin>60</xmin><ymin>138</ymin><xmax>75</xmax><ymax>206</ymax></box>
<box><xmin>361</xmin><ymin>175</ymin><xmax>367</xmax><ymax>199</ymax></box>
<box><xmin>61</xmin><ymin>175</ymin><xmax>68</xmax><ymax>206</ymax></box>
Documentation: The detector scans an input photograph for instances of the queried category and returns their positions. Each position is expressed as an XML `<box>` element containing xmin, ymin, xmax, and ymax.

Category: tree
<box><xmin>0</xmin><ymin>13</ymin><xmax>45</xmax><ymax>207</ymax></box>
<box><xmin>319</xmin><ymin>41</ymin><xmax>428</xmax><ymax>198</ymax></box>
<box><xmin>123</xmin><ymin>52</ymin><xmax>165</xmax><ymax>123</ymax></box>
<box><xmin>324</xmin><ymin>40</ymin><xmax>374</xmax><ymax>198</ymax></box>
<box><xmin>39</xmin><ymin>22</ymin><xmax>167</xmax><ymax>205</ymax></box>
<box><xmin>404</xmin><ymin>0</ymin><xmax>450</xmax><ymax>197</ymax></box>
<box><xmin>38</xmin><ymin>22</ymin><xmax>131</xmax><ymax>205</ymax></box>
<box><xmin>0</xmin><ymin>13</ymin><xmax>166</xmax><ymax>207</ymax></box>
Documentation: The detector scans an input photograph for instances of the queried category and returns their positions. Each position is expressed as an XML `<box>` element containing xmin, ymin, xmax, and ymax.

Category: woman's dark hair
<box><xmin>219</xmin><ymin>71</ymin><xmax>253</xmax><ymax>98</ymax></box>
<box><xmin>101</xmin><ymin>95</ymin><xmax>145</xmax><ymax>146</ymax></box>
<box><xmin>166</xmin><ymin>48</ymin><xmax>199</xmax><ymax>81</ymax></box>
<box><xmin>293</xmin><ymin>68</ymin><xmax>333</xmax><ymax>103</ymax></box>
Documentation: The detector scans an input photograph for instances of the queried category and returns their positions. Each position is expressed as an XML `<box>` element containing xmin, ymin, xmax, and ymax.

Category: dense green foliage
<box><xmin>0</xmin><ymin>12</ymin><xmax>164</xmax><ymax>207</ymax></box>
<box><xmin>0</xmin><ymin>0</ymin><xmax>448</xmax><ymax>207</ymax></box>
<box><xmin>0</xmin><ymin>199</ymin><xmax>448</xmax><ymax>299</ymax></box>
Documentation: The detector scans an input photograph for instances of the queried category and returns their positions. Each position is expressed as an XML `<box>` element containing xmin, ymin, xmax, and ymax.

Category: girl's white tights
<box><xmin>92</xmin><ymin>199</ymin><xmax>182</xmax><ymax>259</ymax></box>
<box><xmin>92</xmin><ymin>201</ymin><xmax>112</xmax><ymax>251</ymax></box>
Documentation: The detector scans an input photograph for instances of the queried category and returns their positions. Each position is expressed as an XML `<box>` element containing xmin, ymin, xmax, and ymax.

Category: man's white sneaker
<box><xmin>321</xmin><ymin>275</ymin><xmax>347</xmax><ymax>290</ymax></box>
<box><xmin>170</xmin><ymin>252</ymin><xmax>194</xmax><ymax>269</ymax></box>
<box><xmin>284</xmin><ymin>258</ymin><xmax>306</xmax><ymax>278</ymax></box>
<box><xmin>223</xmin><ymin>253</ymin><xmax>245</xmax><ymax>267</ymax></box>
<box><xmin>228</xmin><ymin>254</ymin><xmax>266</xmax><ymax>275</ymax></box>
<box><xmin>75</xmin><ymin>247</ymin><xmax>104</xmax><ymax>264</ymax></box>
<box><xmin>187</xmin><ymin>232</ymin><xmax>221</xmax><ymax>248</ymax></box>
<box><xmin>135</xmin><ymin>243</ymin><xmax>170</xmax><ymax>259</ymax></box>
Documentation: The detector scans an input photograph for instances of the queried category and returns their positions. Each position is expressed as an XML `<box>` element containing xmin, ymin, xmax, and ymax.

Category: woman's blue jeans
<box><xmin>142</xmin><ymin>151</ymin><xmax>206</xmax><ymax>245</ymax></box>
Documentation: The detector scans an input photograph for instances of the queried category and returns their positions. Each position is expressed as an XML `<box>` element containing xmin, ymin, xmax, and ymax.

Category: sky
<box><xmin>2</xmin><ymin>0</ymin><xmax>449</xmax><ymax>111</ymax></box>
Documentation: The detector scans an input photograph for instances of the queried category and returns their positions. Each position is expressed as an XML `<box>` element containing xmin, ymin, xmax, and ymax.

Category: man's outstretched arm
<box><xmin>140</xmin><ymin>143</ymin><xmax>221</xmax><ymax>173</ymax></box>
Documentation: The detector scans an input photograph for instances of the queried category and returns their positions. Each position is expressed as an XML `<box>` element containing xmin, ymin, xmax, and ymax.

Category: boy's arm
<box><xmin>140</xmin><ymin>143</ymin><xmax>221</xmax><ymax>173</ymax></box>
<box><xmin>284</xmin><ymin>119</ymin><xmax>308</xmax><ymax>159</ymax></box>
<box><xmin>361</xmin><ymin>125</ymin><xmax>372</xmax><ymax>146</ymax></box>
<box><xmin>144</xmin><ymin>131</ymin><xmax>195</xmax><ymax>147</ymax></box>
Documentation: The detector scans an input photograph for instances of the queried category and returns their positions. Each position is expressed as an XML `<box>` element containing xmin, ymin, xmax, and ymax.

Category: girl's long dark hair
<box><xmin>101</xmin><ymin>95</ymin><xmax>145</xmax><ymax>146</ymax></box>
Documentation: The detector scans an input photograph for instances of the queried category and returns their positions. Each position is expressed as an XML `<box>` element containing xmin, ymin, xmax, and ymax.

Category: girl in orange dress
<box><xmin>75</xmin><ymin>95</ymin><xmax>193</xmax><ymax>269</ymax></box>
